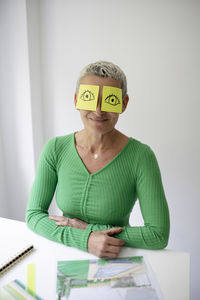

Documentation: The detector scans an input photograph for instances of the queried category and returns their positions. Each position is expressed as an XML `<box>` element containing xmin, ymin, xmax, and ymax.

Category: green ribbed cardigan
<box><xmin>26</xmin><ymin>133</ymin><xmax>170</xmax><ymax>252</ymax></box>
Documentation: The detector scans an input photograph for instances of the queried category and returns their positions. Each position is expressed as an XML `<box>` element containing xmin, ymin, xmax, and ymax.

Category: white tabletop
<box><xmin>0</xmin><ymin>217</ymin><xmax>190</xmax><ymax>300</ymax></box>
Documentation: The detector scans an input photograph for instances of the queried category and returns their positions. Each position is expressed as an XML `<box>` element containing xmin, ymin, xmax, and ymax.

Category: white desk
<box><xmin>0</xmin><ymin>217</ymin><xmax>189</xmax><ymax>300</ymax></box>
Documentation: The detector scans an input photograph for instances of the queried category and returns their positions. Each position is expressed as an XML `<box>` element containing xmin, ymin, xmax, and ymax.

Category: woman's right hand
<box><xmin>87</xmin><ymin>227</ymin><xmax>124</xmax><ymax>258</ymax></box>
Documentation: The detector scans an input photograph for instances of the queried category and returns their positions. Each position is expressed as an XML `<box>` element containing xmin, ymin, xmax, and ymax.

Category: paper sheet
<box><xmin>56</xmin><ymin>256</ymin><xmax>162</xmax><ymax>300</ymax></box>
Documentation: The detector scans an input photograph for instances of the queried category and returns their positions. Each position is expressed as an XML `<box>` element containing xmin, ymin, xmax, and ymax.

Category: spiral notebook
<box><xmin>0</xmin><ymin>244</ymin><xmax>34</xmax><ymax>275</ymax></box>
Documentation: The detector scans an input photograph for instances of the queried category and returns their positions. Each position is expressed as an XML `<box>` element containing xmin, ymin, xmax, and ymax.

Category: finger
<box><xmin>107</xmin><ymin>236</ymin><xmax>124</xmax><ymax>246</ymax></box>
<box><xmin>100</xmin><ymin>251</ymin><xmax>120</xmax><ymax>259</ymax></box>
<box><xmin>49</xmin><ymin>216</ymin><xmax>63</xmax><ymax>221</ymax></box>
<box><xmin>105</xmin><ymin>245</ymin><xmax>122</xmax><ymax>254</ymax></box>
<box><xmin>102</xmin><ymin>227</ymin><xmax>122</xmax><ymax>235</ymax></box>
<box><xmin>70</xmin><ymin>219</ymin><xmax>80</xmax><ymax>226</ymax></box>
<box><xmin>55</xmin><ymin>221</ymin><xmax>68</xmax><ymax>226</ymax></box>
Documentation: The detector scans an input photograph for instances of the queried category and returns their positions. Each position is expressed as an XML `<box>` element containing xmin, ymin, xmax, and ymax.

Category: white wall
<box><xmin>0</xmin><ymin>133</ymin><xmax>7</xmax><ymax>215</ymax></box>
<box><xmin>0</xmin><ymin>0</ymin><xmax>35</xmax><ymax>220</ymax></box>
<box><xmin>26</xmin><ymin>0</ymin><xmax>44</xmax><ymax>162</ymax></box>
<box><xmin>0</xmin><ymin>0</ymin><xmax>199</xmax><ymax>299</ymax></box>
<box><xmin>38</xmin><ymin>1</ymin><xmax>200</xmax><ymax>299</ymax></box>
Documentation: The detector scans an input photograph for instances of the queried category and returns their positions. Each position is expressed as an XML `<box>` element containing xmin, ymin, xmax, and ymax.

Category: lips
<box><xmin>90</xmin><ymin>118</ymin><xmax>108</xmax><ymax>122</ymax></box>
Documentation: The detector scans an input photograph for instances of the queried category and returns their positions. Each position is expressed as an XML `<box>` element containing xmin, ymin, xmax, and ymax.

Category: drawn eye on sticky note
<box><xmin>76</xmin><ymin>84</ymin><xmax>99</xmax><ymax>111</ymax></box>
<box><xmin>101</xmin><ymin>86</ymin><xmax>122</xmax><ymax>113</ymax></box>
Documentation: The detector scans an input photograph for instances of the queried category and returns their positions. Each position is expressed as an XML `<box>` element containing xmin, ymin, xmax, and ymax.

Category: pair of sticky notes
<box><xmin>76</xmin><ymin>84</ymin><xmax>122</xmax><ymax>113</ymax></box>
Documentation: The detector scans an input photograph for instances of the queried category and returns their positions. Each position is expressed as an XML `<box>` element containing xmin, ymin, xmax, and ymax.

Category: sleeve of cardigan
<box><xmin>26</xmin><ymin>138</ymin><xmax>92</xmax><ymax>252</ymax></box>
<box><xmin>88</xmin><ymin>147</ymin><xmax>170</xmax><ymax>250</ymax></box>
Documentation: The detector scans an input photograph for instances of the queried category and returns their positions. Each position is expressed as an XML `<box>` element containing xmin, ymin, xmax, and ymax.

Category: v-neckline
<box><xmin>72</xmin><ymin>132</ymin><xmax>131</xmax><ymax>175</ymax></box>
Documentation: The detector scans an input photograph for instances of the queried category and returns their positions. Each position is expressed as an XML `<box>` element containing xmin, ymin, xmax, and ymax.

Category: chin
<box><xmin>88</xmin><ymin>123</ymin><xmax>116</xmax><ymax>135</ymax></box>
<box><xmin>81</xmin><ymin>113</ymin><xmax>118</xmax><ymax>134</ymax></box>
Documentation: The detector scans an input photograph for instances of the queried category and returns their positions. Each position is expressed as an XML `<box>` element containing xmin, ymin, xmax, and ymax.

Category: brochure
<box><xmin>56</xmin><ymin>256</ymin><xmax>162</xmax><ymax>300</ymax></box>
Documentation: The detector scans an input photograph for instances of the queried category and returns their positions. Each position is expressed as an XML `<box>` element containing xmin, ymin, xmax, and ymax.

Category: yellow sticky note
<box><xmin>76</xmin><ymin>84</ymin><xmax>99</xmax><ymax>111</ymax></box>
<box><xmin>101</xmin><ymin>86</ymin><xmax>122</xmax><ymax>113</ymax></box>
<box><xmin>27</xmin><ymin>264</ymin><xmax>36</xmax><ymax>297</ymax></box>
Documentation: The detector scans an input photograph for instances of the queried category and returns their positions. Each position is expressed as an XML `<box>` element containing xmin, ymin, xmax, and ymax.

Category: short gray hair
<box><xmin>76</xmin><ymin>61</ymin><xmax>127</xmax><ymax>99</ymax></box>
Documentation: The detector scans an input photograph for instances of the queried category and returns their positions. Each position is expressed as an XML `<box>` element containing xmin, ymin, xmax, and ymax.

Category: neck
<box><xmin>76</xmin><ymin>129</ymin><xmax>119</xmax><ymax>154</ymax></box>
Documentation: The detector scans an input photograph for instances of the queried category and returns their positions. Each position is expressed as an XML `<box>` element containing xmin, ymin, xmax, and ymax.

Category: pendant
<box><xmin>94</xmin><ymin>154</ymin><xmax>98</xmax><ymax>159</ymax></box>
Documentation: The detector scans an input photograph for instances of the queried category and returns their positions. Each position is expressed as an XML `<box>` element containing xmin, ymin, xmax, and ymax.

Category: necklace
<box><xmin>94</xmin><ymin>154</ymin><xmax>98</xmax><ymax>159</ymax></box>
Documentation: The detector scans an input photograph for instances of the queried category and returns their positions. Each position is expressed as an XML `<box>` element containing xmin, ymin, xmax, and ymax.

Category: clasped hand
<box><xmin>49</xmin><ymin>215</ymin><xmax>124</xmax><ymax>258</ymax></box>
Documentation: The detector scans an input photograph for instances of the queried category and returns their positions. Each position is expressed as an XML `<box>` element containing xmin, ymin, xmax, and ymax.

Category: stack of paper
<box><xmin>0</xmin><ymin>279</ymin><xmax>43</xmax><ymax>300</ymax></box>
<box><xmin>56</xmin><ymin>256</ymin><xmax>163</xmax><ymax>300</ymax></box>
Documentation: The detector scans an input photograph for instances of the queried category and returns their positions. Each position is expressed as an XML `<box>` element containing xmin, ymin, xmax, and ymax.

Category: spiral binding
<box><xmin>0</xmin><ymin>244</ymin><xmax>34</xmax><ymax>275</ymax></box>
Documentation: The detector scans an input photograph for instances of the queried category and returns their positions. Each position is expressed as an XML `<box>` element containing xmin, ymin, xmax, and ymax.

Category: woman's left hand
<box><xmin>49</xmin><ymin>215</ymin><xmax>88</xmax><ymax>230</ymax></box>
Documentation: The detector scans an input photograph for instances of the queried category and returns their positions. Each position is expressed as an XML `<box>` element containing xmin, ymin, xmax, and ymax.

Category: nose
<box><xmin>95</xmin><ymin>94</ymin><xmax>103</xmax><ymax>115</ymax></box>
<box><xmin>96</xmin><ymin>99</ymin><xmax>102</xmax><ymax>115</ymax></box>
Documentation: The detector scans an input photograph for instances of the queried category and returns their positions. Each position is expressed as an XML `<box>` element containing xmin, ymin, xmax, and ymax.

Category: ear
<box><xmin>74</xmin><ymin>92</ymin><xmax>77</xmax><ymax>107</ymax></box>
<box><xmin>122</xmin><ymin>94</ymin><xmax>129</xmax><ymax>113</ymax></box>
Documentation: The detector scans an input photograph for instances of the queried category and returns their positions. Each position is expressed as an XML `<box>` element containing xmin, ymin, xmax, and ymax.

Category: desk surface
<box><xmin>0</xmin><ymin>217</ymin><xmax>189</xmax><ymax>300</ymax></box>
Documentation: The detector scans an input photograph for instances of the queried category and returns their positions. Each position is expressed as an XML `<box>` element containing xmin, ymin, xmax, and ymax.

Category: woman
<box><xmin>26</xmin><ymin>61</ymin><xmax>170</xmax><ymax>258</ymax></box>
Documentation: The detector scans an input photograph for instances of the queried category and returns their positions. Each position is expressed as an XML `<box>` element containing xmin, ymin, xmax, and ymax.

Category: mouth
<box><xmin>90</xmin><ymin>118</ymin><xmax>108</xmax><ymax>122</ymax></box>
